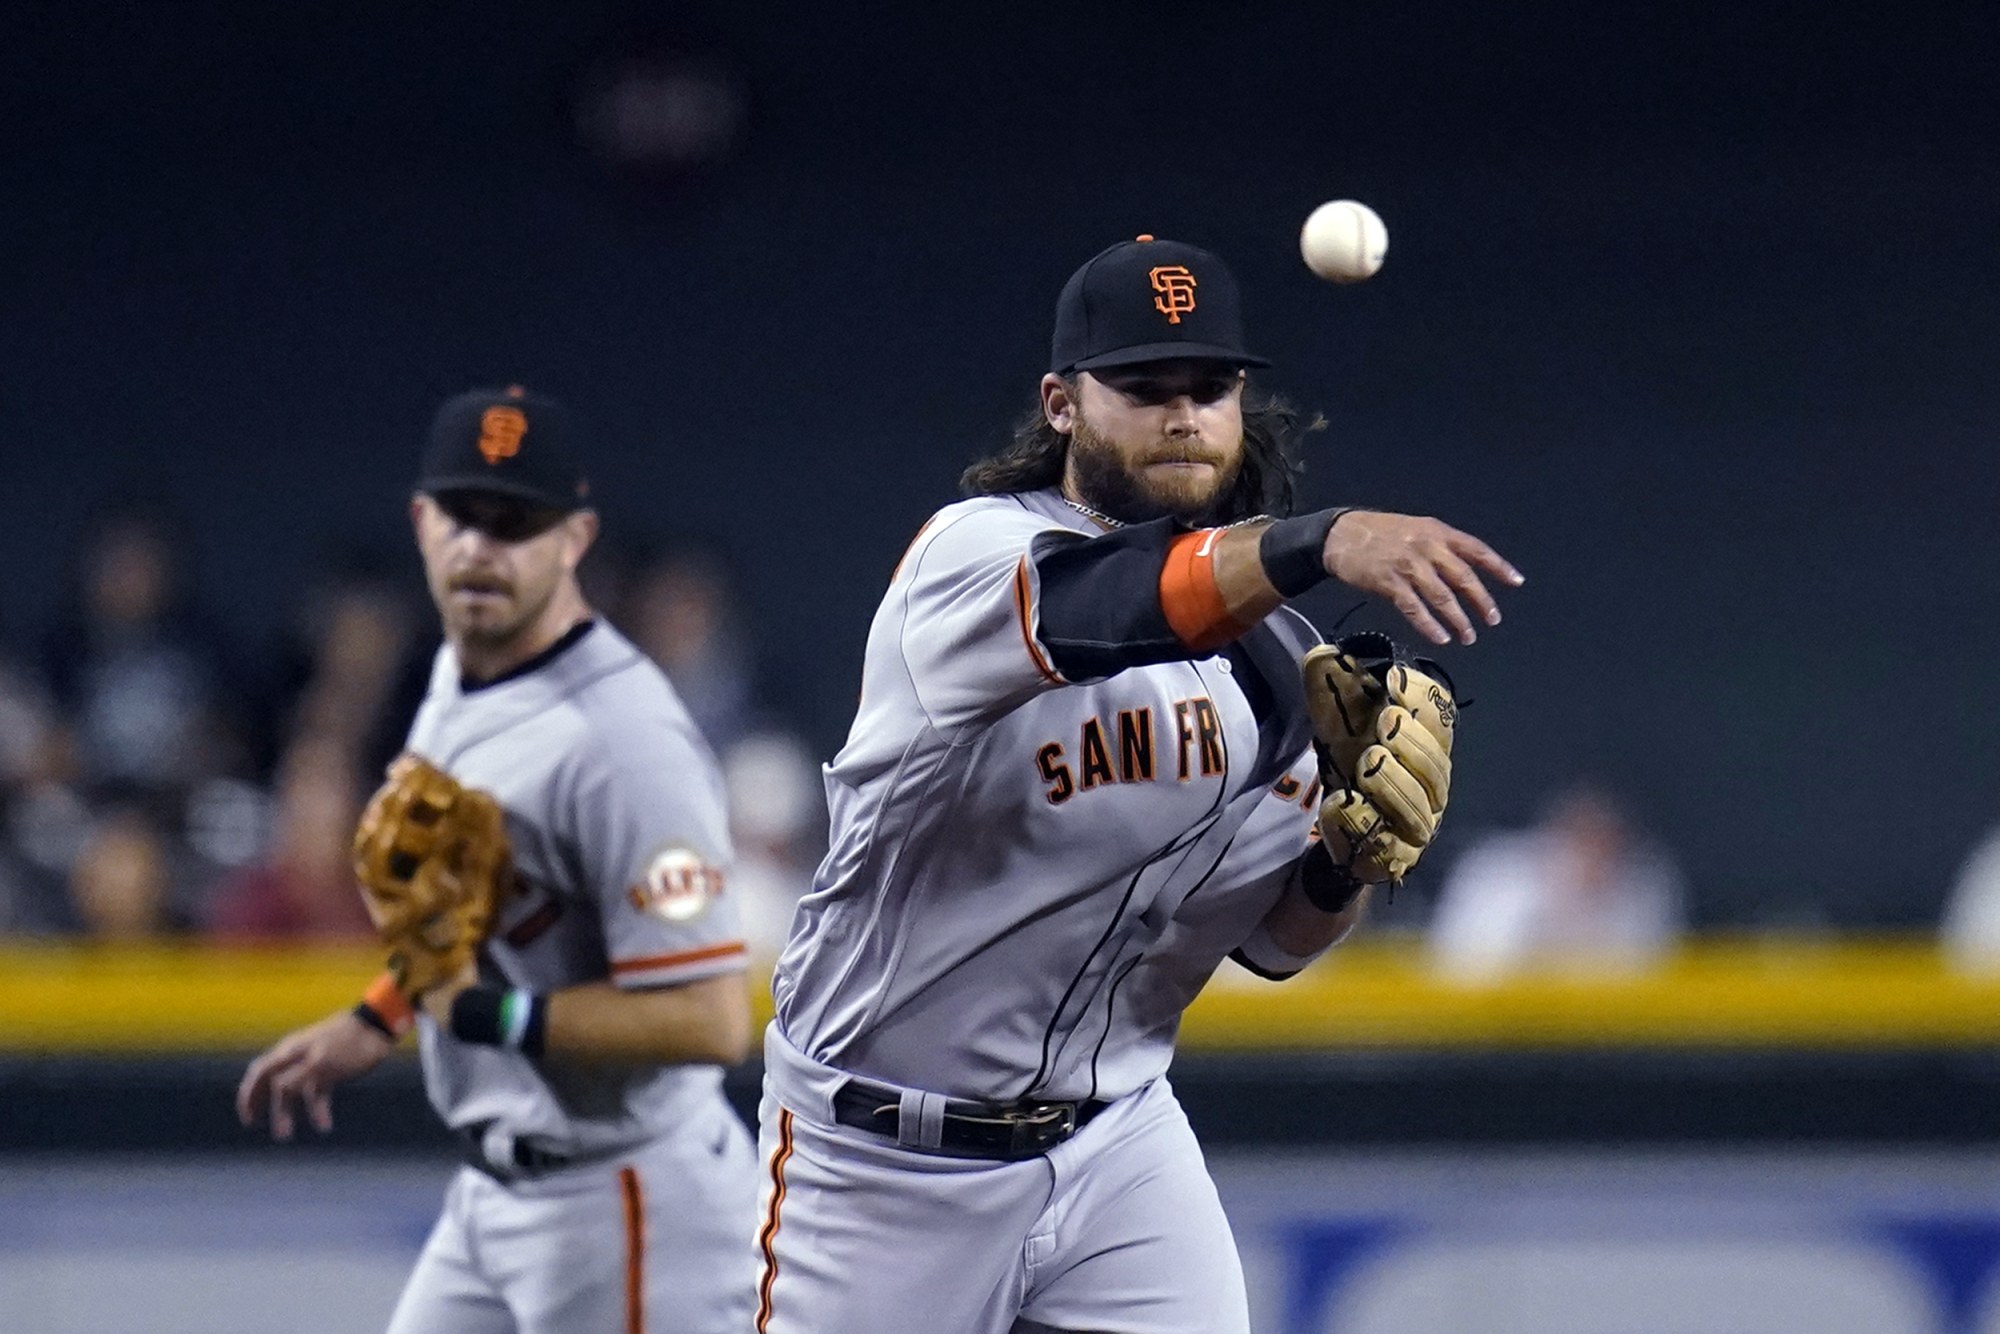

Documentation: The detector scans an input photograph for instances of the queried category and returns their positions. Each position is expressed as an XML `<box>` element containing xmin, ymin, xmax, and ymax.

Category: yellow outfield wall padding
<box><xmin>0</xmin><ymin>945</ymin><xmax>388</xmax><ymax>1051</ymax></box>
<box><xmin>3</xmin><ymin>939</ymin><xmax>1999</xmax><ymax>1054</ymax></box>
<box><xmin>1185</xmin><ymin>939</ymin><xmax>2000</xmax><ymax>1048</ymax></box>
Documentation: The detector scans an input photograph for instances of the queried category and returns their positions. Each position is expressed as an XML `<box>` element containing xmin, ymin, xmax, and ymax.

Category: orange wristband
<box><xmin>1160</xmin><ymin>529</ymin><xmax>1254</xmax><ymax>651</ymax></box>
<box><xmin>361</xmin><ymin>972</ymin><xmax>416</xmax><ymax>1038</ymax></box>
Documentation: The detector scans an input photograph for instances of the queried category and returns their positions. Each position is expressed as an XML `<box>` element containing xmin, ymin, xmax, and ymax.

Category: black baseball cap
<box><xmin>1050</xmin><ymin>234</ymin><xmax>1270</xmax><ymax>375</ymax></box>
<box><xmin>417</xmin><ymin>386</ymin><xmax>592</xmax><ymax>511</ymax></box>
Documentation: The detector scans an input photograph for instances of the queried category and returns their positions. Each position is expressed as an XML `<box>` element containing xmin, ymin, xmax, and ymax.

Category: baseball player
<box><xmin>753</xmin><ymin>236</ymin><xmax>1522</xmax><ymax>1333</ymax></box>
<box><xmin>237</xmin><ymin>387</ymin><xmax>758</xmax><ymax>1334</ymax></box>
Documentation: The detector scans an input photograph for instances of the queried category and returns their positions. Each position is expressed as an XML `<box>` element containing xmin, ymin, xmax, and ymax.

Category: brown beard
<box><xmin>1066</xmin><ymin>414</ymin><xmax>1243</xmax><ymax>527</ymax></box>
<box><xmin>439</xmin><ymin>569</ymin><xmax>555</xmax><ymax>650</ymax></box>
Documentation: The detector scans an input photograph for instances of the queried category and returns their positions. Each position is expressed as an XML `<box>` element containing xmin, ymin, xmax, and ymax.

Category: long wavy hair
<box><xmin>959</xmin><ymin>378</ymin><xmax>1323</xmax><ymax>522</ymax></box>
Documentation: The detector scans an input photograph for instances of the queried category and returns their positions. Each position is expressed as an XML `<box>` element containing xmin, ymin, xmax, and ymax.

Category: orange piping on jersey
<box><xmin>1160</xmin><ymin>528</ymin><xmax>1255</xmax><ymax>651</ymax></box>
<box><xmin>619</xmin><ymin>1165</ymin><xmax>645</xmax><ymax>1334</ymax></box>
<box><xmin>502</xmin><ymin>896</ymin><xmax>564</xmax><ymax>948</ymax></box>
<box><xmin>889</xmin><ymin>515</ymin><xmax>942</xmax><ymax>584</ymax></box>
<box><xmin>1013</xmin><ymin>556</ymin><xmax>1062</xmax><ymax>685</ymax></box>
<box><xmin>755</xmin><ymin>1109</ymin><xmax>795</xmax><ymax>1333</ymax></box>
<box><xmin>610</xmin><ymin>941</ymin><xmax>748</xmax><ymax>977</ymax></box>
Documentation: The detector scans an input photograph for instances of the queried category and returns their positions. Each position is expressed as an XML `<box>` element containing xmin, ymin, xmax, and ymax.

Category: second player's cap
<box><xmin>1050</xmin><ymin>234</ymin><xmax>1270</xmax><ymax>375</ymax></box>
<box><xmin>417</xmin><ymin>385</ymin><xmax>593</xmax><ymax>511</ymax></box>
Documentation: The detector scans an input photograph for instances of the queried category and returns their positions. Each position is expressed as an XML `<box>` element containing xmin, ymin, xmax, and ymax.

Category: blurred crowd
<box><xmin>0</xmin><ymin>498</ymin><xmax>1710</xmax><ymax>984</ymax></box>
<box><xmin>0</xmin><ymin>502</ymin><xmax>823</xmax><ymax>962</ymax></box>
<box><xmin>15</xmin><ymin>500</ymin><xmax>2000</xmax><ymax>982</ymax></box>
<box><xmin>1420</xmin><ymin>784</ymin><xmax>1685</xmax><ymax>982</ymax></box>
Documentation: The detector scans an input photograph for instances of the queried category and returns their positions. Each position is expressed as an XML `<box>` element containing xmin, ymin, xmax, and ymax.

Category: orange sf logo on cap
<box><xmin>478</xmin><ymin>406</ymin><xmax>527</xmax><ymax>464</ymax></box>
<box><xmin>1149</xmin><ymin>265</ymin><xmax>1197</xmax><ymax>324</ymax></box>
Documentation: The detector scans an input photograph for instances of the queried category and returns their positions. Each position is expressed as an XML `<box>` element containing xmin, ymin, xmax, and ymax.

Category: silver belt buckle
<box><xmin>1004</xmin><ymin>1101</ymin><xmax>1076</xmax><ymax>1156</ymax></box>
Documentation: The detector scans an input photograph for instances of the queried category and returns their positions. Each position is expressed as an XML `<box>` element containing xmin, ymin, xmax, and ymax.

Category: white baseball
<box><xmin>1300</xmin><ymin>199</ymin><xmax>1388</xmax><ymax>283</ymax></box>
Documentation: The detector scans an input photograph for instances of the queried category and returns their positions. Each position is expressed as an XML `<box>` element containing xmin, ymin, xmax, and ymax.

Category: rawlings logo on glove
<box><xmin>352</xmin><ymin>753</ymin><xmax>511</xmax><ymax>997</ymax></box>
<box><xmin>1301</xmin><ymin>632</ymin><xmax>1457</xmax><ymax>888</ymax></box>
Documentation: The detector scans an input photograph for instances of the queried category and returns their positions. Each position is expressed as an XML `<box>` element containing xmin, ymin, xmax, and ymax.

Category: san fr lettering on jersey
<box><xmin>1034</xmin><ymin>697</ymin><xmax>1226</xmax><ymax>804</ymax></box>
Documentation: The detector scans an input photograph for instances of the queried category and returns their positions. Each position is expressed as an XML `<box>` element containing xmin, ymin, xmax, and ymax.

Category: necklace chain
<box><xmin>1062</xmin><ymin>496</ymin><xmax>1124</xmax><ymax>529</ymax></box>
<box><xmin>1062</xmin><ymin>496</ymin><xmax>1268</xmax><ymax>531</ymax></box>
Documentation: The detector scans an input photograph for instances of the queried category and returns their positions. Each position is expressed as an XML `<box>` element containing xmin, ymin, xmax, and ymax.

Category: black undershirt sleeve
<box><xmin>1031</xmin><ymin>519</ymin><xmax>1186</xmax><ymax>680</ymax></box>
<box><xmin>1032</xmin><ymin>509</ymin><xmax>1343</xmax><ymax>681</ymax></box>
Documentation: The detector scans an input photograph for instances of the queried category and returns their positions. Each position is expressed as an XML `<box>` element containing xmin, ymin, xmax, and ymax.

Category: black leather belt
<box><xmin>458</xmin><ymin>1123</ymin><xmax>618</xmax><ymax>1181</ymax></box>
<box><xmin>831</xmin><ymin>1079</ymin><xmax>1110</xmax><ymax>1161</ymax></box>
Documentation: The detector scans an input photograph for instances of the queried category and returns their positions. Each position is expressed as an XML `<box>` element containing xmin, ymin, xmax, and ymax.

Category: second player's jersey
<box><xmin>404</xmin><ymin>621</ymin><xmax>747</xmax><ymax>1155</ymax></box>
<box><xmin>774</xmin><ymin>489</ymin><xmax>1322</xmax><ymax>1105</ymax></box>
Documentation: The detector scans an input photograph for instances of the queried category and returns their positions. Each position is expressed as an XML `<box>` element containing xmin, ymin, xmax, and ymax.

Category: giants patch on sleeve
<box><xmin>627</xmin><ymin>846</ymin><xmax>726</xmax><ymax>922</ymax></box>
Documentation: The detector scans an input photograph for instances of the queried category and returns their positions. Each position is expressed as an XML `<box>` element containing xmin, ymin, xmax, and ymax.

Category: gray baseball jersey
<box><xmin>395</xmin><ymin>620</ymin><xmax>757</xmax><ymax>1334</ymax></box>
<box><xmin>406</xmin><ymin>620</ymin><xmax>748</xmax><ymax>1153</ymax></box>
<box><xmin>755</xmin><ymin>489</ymin><xmax>1329</xmax><ymax>1334</ymax></box>
<box><xmin>772</xmin><ymin>488</ymin><xmax>1322</xmax><ymax>1105</ymax></box>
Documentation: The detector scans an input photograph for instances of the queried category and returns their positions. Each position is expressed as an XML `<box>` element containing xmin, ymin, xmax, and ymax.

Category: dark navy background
<box><xmin>2</xmin><ymin>0</ymin><xmax>1994</xmax><ymax>926</ymax></box>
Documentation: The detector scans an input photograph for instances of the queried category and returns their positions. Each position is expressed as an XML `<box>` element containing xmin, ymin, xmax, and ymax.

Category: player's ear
<box><xmin>564</xmin><ymin>509</ymin><xmax>600</xmax><ymax>566</ymax></box>
<box><xmin>1041</xmin><ymin>373</ymin><xmax>1077</xmax><ymax>436</ymax></box>
<box><xmin>409</xmin><ymin>493</ymin><xmax>429</xmax><ymax>536</ymax></box>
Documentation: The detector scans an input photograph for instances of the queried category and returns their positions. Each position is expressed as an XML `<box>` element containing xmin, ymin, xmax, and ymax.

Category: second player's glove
<box><xmin>352</xmin><ymin>753</ymin><xmax>511</xmax><ymax>997</ymax></box>
<box><xmin>1301</xmin><ymin>632</ymin><xmax>1458</xmax><ymax>890</ymax></box>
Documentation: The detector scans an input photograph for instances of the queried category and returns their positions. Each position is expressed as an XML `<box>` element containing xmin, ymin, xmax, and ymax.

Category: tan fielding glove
<box><xmin>1301</xmin><ymin>632</ymin><xmax>1458</xmax><ymax>886</ymax></box>
<box><xmin>352</xmin><ymin>753</ymin><xmax>511</xmax><ymax>996</ymax></box>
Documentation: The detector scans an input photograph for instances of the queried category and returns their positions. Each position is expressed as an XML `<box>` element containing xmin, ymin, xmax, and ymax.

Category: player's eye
<box><xmin>1112</xmin><ymin>378</ymin><xmax>1175</xmax><ymax>405</ymax></box>
<box><xmin>1109</xmin><ymin>374</ymin><xmax>1239</xmax><ymax>407</ymax></box>
<box><xmin>437</xmin><ymin>495</ymin><xmax>563</xmax><ymax>543</ymax></box>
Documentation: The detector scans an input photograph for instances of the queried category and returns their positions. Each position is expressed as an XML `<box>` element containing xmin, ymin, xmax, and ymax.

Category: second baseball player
<box><xmin>237</xmin><ymin>387</ymin><xmax>758</xmax><ymax>1333</ymax></box>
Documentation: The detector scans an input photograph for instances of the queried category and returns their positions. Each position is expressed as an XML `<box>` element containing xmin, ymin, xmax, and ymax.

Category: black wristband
<box><xmin>449</xmin><ymin>986</ymin><xmax>505</xmax><ymax>1045</ymax></box>
<box><xmin>1298</xmin><ymin>841</ymin><xmax>1367</xmax><ymax>915</ymax></box>
<box><xmin>518</xmin><ymin>993</ymin><xmax>549</xmax><ymax>1058</ymax></box>
<box><xmin>351</xmin><ymin>1002</ymin><xmax>397</xmax><ymax>1041</ymax></box>
<box><xmin>447</xmin><ymin>985</ymin><xmax>547</xmax><ymax>1056</ymax></box>
<box><xmin>1259</xmin><ymin>508</ymin><xmax>1354</xmax><ymax>598</ymax></box>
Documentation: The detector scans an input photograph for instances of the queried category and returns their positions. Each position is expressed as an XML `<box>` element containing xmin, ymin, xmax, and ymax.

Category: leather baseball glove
<box><xmin>1301</xmin><ymin>632</ymin><xmax>1458</xmax><ymax>886</ymax></box>
<box><xmin>352</xmin><ymin>753</ymin><xmax>510</xmax><ymax>996</ymax></box>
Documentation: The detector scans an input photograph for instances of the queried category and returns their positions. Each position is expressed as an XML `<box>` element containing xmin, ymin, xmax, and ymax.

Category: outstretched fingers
<box><xmin>1433</xmin><ymin>546</ymin><xmax>1506</xmax><ymax>633</ymax></box>
<box><xmin>307</xmin><ymin>1085</ymin><xmax>336</xmax><ymax>1135</ymax></box>
<box><xmin>236</xmin><ymin>1045</ymin><xmax>290</xmax><ymax>1128</ymax></box>
<box><xmin>265</xmin><ymin>1061</ymin><xmax>317</xmax><ymax>1142</ymax></box>
<box><xmin>1406</xmin><ymin>525</ymin><xmax>1522</xmax><ymax>645</ymax></box>
<box><xmin>1446</xmin><ymin>528</ymin><xmax>1524</xmax><ymax>592</ymax></box>
<box><xmin>1326</xmin><ymin>512</ymin><xmax>1522</xmax><ymax>645</ymax></box>
<box><xmin>1405</xmin><ymin>561</ymin><xmax>1480</xmax><ymax>646</ymax></box>
<box><xmin>1387</xmin><ymin>580</ymin><xmax>1453</xmax><ymax>647</ymax></box>
<box><xmin>238</xmin><ymin>1040</ymin><xmax>333</xmax><ymax>1141</ymax></box>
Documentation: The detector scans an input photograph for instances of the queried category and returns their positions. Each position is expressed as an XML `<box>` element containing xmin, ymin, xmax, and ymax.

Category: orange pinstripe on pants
<box><xmin>619</xmin><ymin>1166</ymin><xmax>645</xmax><ymax>1334</ymax></box>
<box><xmin>754</xmin><ymin>1109</ymin><xmax>796</xmax><ymax>1332</ymax></box>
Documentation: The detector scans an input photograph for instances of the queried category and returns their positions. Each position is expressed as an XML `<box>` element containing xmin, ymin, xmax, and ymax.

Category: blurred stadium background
<box><xmin>2</xmin><ymin>2</ymin><xmax>1998</xmax><ymax>1331</ymax></box>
